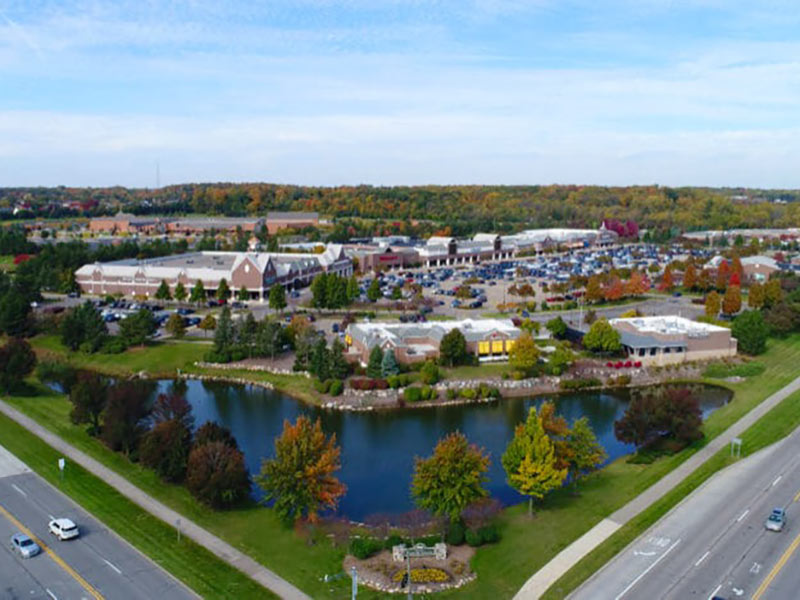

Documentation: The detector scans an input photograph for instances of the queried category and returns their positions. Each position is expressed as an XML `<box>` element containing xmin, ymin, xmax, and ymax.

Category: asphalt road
<box><xmin>570</xmin><ymin>427</ymin><xmax>800</xmax><ymax>600</ymax></box>
<box><xmin>0</xmin><ymin>445</ymin><xmax>195</xmax><ymax>600</ymax></box>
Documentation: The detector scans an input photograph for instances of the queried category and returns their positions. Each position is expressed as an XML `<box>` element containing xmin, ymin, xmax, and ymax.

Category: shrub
<box><xmin>465</xmin><ymin>529</ymin><xmax>482</xmax><ymax>547</ymax></box>
<box><xmin>101</xmin><ymin>337</ymin><xmax>127</xmax><ymax>354</ymax></box>
<box><xmin>403</xmin><ymin>387</ymin><xmax>422</xmax><ymax>402</ymax></box>
<box><xmin>349</xmin><ymin>537</ymin><xmax>383</xmax><ymax>560</ymax></box>
<box><xmin>477</xmin><ymin>524</ymin><xmax>501</xmax><ymax>544</ymax></box>
<box><xmin>314</xmin><ymin>379</ymin><xmax>331</xmax><ymax>393</ymax></box>
<box><xmin>559</xmin><ymin>378</ymin><xmax>602</xmax><ymax>391</ymax></box>
<box><xmin>420</xmin><ymin>385</ymin><xmax>436</xmax><ymax>401</ymax></box>
<box><xmin>446</xmin><ymin>388</ymin><xmax>457</xmax><ymax>400</ymax></box>
<box><xmin>384</xmin><ymin>534</ymin><xmax>405</xmax><ymax>550</ymax></box>
<box><xmin>446</xmin><ymin>521</ymin><xmax>465</xmax><ymax>545</ymax></box>
<box><xmin>458</xmin><ymin>388</ymin><xmax>477</xmax><ymax>400</ymax></box>
<box><xmin>387</xmin><ymin>375</ymin><xmax>400</xmax><ymax>389</ymax></box>
<box><xmin>511</xmin><ymin>370</ymin><xmax>526</xmax><ymax>380</ymax></box>
<box><xmin>329</xmin><ymin>380</ymin><xmax>344</xmax><ymax>396</ymax></box>
<box><xmin>420</xmin><ymin>360</ymin><xmax>441</xmax><ymax>384</ymax></box>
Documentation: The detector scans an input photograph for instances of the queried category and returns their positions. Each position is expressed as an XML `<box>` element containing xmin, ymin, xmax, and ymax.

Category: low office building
<box><xmin>75</xmin><ymin>245</ymin><xmax>352</xmax><ymax>301</ymax></box>
<box><xmin>345</xmin><ymin>318</ymin><xmax>521</xmax><ymax>365</ymax></box>
<box><xmin>266</xmin><ymin>212</ymin><xmax>319</xmax><ymax>234</ymax></box>
<box><xmin>609</xmin><ymin>316</ymin><xmax>737</xmax><ymax>366</ymax></box>
<box><xmin>89</xmin><ymin>213</ymin><xmax>163</xmax><ymax>234</ymax></box>
<box><xmin>165</xmin><ymin>217</ymin><xmax>264</xmax><ymax>235</ymax></box>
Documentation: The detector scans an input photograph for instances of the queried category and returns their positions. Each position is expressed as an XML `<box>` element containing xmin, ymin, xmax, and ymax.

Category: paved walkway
<box><xmin>514</xmin><ymin>375</ymin><xmax>800</xmax><ymax>599</ymax></box>
<box><xmin>0</xmin><ymin>400</ymin><xmax>312</xmax><ymax>600</ymax></box>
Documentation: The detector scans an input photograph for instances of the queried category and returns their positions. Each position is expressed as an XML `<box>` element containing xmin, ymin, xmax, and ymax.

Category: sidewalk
<box><xmin>0</xmin><ymin>400</ymin><xmax>312</xmax><ymax>600</ymax></box>
<box><xmin>514</xmin><ymin>375</ymin><xmax>800</xmax><ymax>599</ymax></box>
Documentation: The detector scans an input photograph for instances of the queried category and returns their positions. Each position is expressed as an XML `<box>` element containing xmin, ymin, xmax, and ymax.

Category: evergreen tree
<box><xmin>329</xmin><ymin>338</ymin><xmax>350</xmax><ymax>380</ymax></box>
<box><xmin>237</xmin><ymin>286</ymin><xmax>249</xmax><ymax>302</ymax></box>
<box><xmin>309</xmin><ymin>338</ymin><xmax>331</xmax><ymax>381</ymax></box>
<box><xmin>381</xmin><ymin>348</ymin><xmax>400</xmax><ymax>377</ymax></box>
<box><xmin>190</xmin><ymin>279</ymin><xmax>206</xmax><ymax>303</ymax></box>
<box><xmin>310</xmin><ymin>274</ymin><xmax>328</xmax><ymax>308</ymax></box>
<box><xmin>366</xmin><ymin>346</ymin><xmax>383</xmax><ymax>378</ymax></box>
<box><xmin>155</xmin><ymin>280</ymin><xmax>172</xmax><ymax>301</ymax></box>
<box><xmin>346</xmin><ymin>276</ymin><xmax>360</xmax><ymax>302</ymax></box>
<box><xmin>732</xmin><ymin>310</ymin><xmax>769</xmax><ymax>355</ymax></box>
<box><xmin>213</xmin><ymin>306</ymin><xmax>235</xmax><ymax>358</ymax></box>
<box><xmin>502</xmin><ymin>407</ymin><xmax>567</xmax><ymax>517</ymax></box>
<box><xmin>366</xmin><ymin>279</ymin><xmax>382</xmax><ymax>302</ymax></box>
<box><xmin>118</xmin><ymin>308</ymin><xmax>156</xmax><ymax>347</ymax></box>
<box><xmin>174</xmin><ymin>281</ymin><xmax>187</xmax><ymax>302</ymax></box>
<box><xmin>216</xmin><ymin>278</ymin><xmax>231</xmax><ymax>301</ymax></box>
<box><xmin>269</xmin><ymin>284</ymin><xmax>287</xmax><ymax>313</ymax></box>
<box><xmin>0</xmin><ymin>338</ymin><xmax>37</xmax><ymax>393</ymax></box>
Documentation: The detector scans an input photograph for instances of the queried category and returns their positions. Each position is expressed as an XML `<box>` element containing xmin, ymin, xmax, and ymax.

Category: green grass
<box><xmin>444</xmin><ymin>362</ymin><xmax>510</xmax><ymax>379</ymax></box>
<box><xmin>703</xmin><ymin>360</ymin><xmax>766</xmax><ymax>379</ymax></box>
<box><xmin>541</xmin><ymin>385</ymin><xmax>800</xmax><ymax>600</ymax></box>
<box><xmin>0</xmin><ymin>406</ymin><xmax>276</xmax><ymax>599</ymax></box>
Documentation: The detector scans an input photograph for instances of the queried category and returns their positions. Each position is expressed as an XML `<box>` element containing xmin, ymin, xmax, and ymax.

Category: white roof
<box><xmin>610</xmin><ymin>315</ymin><xmax>729</xmax><ymax>335</ymax></box>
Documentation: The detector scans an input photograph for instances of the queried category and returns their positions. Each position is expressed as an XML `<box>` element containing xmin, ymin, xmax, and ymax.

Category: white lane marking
<box><xmin>614</xmin><ymin>538</ymin><xmax>681</xmax><ymax>600</ymax></box>
<box><xmin>11</xmin><ymin>483</ymin><xmax>26</xmax><ymax>497</ymax></box>
<box><xmin>633</xmin><ymin>550</ymin><xmax>657</xmax><ymax>557</ymax></box>
<box><xmin>695</xmin><ymin>551</ymin><xmax>710</xmax><ymax>567</ymax></box>
<box><xmin>773</xmin><ymin>475</ymin><xmax>783</xmax><ymax>487</ymax></box>
<box><xmin>737</xmin><ymin>509</ymin><xmax>750</xmax><ymax>522</ymax></box>
<box><xmin>750</xmin><ymin>562</ymin><xmax>762</xmax><ymax>574</ymax></box>
<box><xmin>103</xmin><ymin>558</ymin><xmax>122</xmax><ymax>575</ymax></box>
<box><xmin>46</xmin><ymin>589</ymin><xmax>58</xmax><ymax>600</ymax></box>
<box><xmin>48</xmin><ymin>514</ymin><xmax>56</xmax><ymax>521</ymax></box>
<box><xmin>708</xmin><ymin>584</ymin><xmax>722</xmax><ymax>600</ymax></box>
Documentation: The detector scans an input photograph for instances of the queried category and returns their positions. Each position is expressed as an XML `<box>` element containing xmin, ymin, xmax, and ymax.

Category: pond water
<box><xmin>149</xmin><ymin>380</ymin><xmax>731</xmax><ymax>520</ymax></box>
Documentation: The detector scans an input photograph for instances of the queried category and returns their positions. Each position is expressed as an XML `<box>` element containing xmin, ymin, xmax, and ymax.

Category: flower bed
<box><xmin>392</xmin><ymin>567</ymin><xmax>450</xmax><ymax>584</ymax></box>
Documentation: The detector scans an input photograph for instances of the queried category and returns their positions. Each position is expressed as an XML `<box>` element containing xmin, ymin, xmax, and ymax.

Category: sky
<box><xmin>1</xmin><ymin>0</ymin><xmax>799</xmax><ymax>188</ymax></box>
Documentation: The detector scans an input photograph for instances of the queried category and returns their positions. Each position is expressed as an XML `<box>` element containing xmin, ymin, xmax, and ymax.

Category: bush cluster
<box><xmin>559</xmin><ymin>378</ymin><xmax>602</xmax><ymax>391</ymax></box>
<box><xmin>465</xmin><ymin>524</ymin><xmax>501</xmax><ymax>547</ymax></box>
<box><xmin>386</xmin><ymin>374</ymin><xmax>411</xmax><ymax>388</ymax></box>
<box><xmin>349</xmin><ymin>378</ymin><xmax>389</xmax><ymax>390</ymax></box>
<box><xmin>349</xmin><ymin>537</ymin><xmax>384</xmax><ymax>560</ymax></box>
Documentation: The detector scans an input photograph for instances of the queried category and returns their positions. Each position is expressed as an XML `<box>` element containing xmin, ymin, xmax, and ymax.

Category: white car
<box><xmin>48</xmin><ymin>518</ymin><xmax>79</xmax><ymax>541</ymax></box>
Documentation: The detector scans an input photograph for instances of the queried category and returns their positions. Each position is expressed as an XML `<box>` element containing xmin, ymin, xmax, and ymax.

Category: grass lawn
<box><xmin>0</xmin><ymin>406</ymin><xmax>275</xmax><ymax>600</ymax></box>
<box><xmin>444</xmin><ymin>362</ymin><xmax>510</xmax><ymax>379</ymax></box>
<box><xmin>13</xmin><ymin>334</ymin><xmax>800</xmax><ymax>599</ymax></box>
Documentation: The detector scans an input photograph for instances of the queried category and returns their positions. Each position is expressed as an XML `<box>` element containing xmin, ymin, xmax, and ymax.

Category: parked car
<box><xmin>766</xmin><ymin>508</ymin><xmax>786</xmax><ymax>532</ymax></box>
<box><xmin>176</xmin><ymin>307</ymin><xmax>194</xmax><ymax>316</ymax></box>
<box><xmin>48</xmin><ymin>518</ymin><xmax>79</xmax><ymax>541</ymax></box>
<box><xmin>10</xmin><ymin>533</ymin><xmax>41</xmax><ymax>558</ymax></box>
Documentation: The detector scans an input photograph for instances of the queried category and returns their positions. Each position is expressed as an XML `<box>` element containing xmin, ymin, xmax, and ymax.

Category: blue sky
<box><xmin>1</xmin><ymin>0</ymin><xmax>799</xmax><ymax>188</ymax></box>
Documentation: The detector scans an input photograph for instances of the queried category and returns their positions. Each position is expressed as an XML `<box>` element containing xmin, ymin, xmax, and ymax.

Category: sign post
<box><xmin>57</xmin><ymin>458</ymin><xmax>65</xmax><ymax>482</ymax></box>
<box><xmin>350</xmin><ymin>566</ymin><xmax>358</xmax><ymax>600</ymax></box>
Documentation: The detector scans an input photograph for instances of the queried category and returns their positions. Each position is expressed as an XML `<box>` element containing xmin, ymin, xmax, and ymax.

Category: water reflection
<box><xmin>152</xmin><ymin>380</ymin><xmax>731</xmax><ymax>520</ymax></box>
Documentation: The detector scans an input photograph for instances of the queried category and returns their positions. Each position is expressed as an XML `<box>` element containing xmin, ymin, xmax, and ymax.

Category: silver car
<box><xmin>766</xmin><ymin>508</ymin><xmax>786</xmax><ymax>532</ymax></box>
<box><xmin>11</xmin><ymin>533</ymin><xmax>41</xmax><ymax>558</ymax></box>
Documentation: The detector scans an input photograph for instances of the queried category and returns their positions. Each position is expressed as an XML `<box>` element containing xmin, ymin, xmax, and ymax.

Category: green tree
<box><xmin>174</xmin><ymin>281</ymin><xmax>187</xmax><ymax>302</ymax></box>
<box><xmin>198</xmin><ymin>313</ymin><xmax>216</xmax><ymax>338</ymax></box>
<box><xmin>256</xmin><ymin>416</ymin><xmax>346</xmax><ymax>525</ymax></box>
<box><xmin>346</xmin><ymin>276</ymin><xmax>360</xmax><ymax>303</ymax></box>
<box><xmin>310</xmin><ymin>274</ymin><xmax>328</xmax><ymax>308</ymax></box>
<box><xmin>165</xmin><ymin>313</ymin><xmax>186</xmax><ymax>339</ymax></box>
<box><xmin>502</xmin><ymin>407</ymin><xmax>567</xmax><ymax>517</ymax></box>
<box><xmin>366</xmin><ymin>346</ymin><xmax>383</xmax><ymax>378</ymax></box>
<box><xmin>705</xmin><ymin>290</ymin><xmax>721</xmax><ymax>318</ymax></box>
<box><xmin>547</xmin><ymin>342</ymin><xmax>575</xmax><ymax>375</ymax></box>
<box><xmin>381</xmin><ymin>348</ymin><xmax>400</xmax><ymax>377</ymax></box>
<box><xmin>366</xmin><ymin>279</ymin><xmax>382</xmax><ymax>302</ymax></box>
<box><xmin>309</xmin><ymin>338</ymin><xmax>331</xmax><ymax>381</ymax></box>
<box><xmin>582</xmin><ymin>319</ymin><xmax>621</xmax><ymax>353</ymax></box>
<box><xmin>411</xmin><ymin>431</ymin><xmax>490</xmax><ymax>523</ymax></box>
<box><xmin>329</xmin><ymin>338</ymin><xmax>350</xmax><ymax>380</ymax></box>
<box><xmin>732</xmin><ymin>310</ymin><xmax>769</xmax><ymax>355</ymax></box>
<box><xmin>0</xmin><ymin>291</ymin><xmax>32</xmax><ymax>337</ymax></box>
<box><xmin>566</xmin><ymin>417</ymin><xmax>607</xmax><ymax>488</ymax></box>
<box><xmin>748</xmin><ymin>282</ymin><xmax>765</xmax><ymax>309</ymax></box>
<box><xmin>268</xmin><ymin>284</ymin><xmax>287</xmax><ymax>313</ymax></box>
<box><xmin>509</xmin><ymin>332</ymin><xmax>540</xmax><ymax>375</ymax></box>
<box><xmin>420</xmin><ymin>360</ymin><xmax>440</xmax><ymax>384</ymax></box>
<box><xmin>190</xmin><ymin>279</ymin><xmax>206</xmax><ymax>303</ymax></box>
<box><xmin>213</xmin><ymin>306</ymin><xmax>234</xmax><ymax>358</ymax></box>
<box><xmin>237</xmin><ymin>286</ymin><xmax>249</xmax><ymax>302</ymax></box>
<box><xmin>155</xmin><ymin>280</ymin><xmax>172</xmax><ymax>301</ymax></box>
<box><xmin>546</xmin><ymin>316</ymin><xmax>567</xmax><ymax>339</ymax></box>
<box><xmin>439</xmin><ymin>328</ymin><xmax>469</xmax><ymax>366</ymax></box>
<box><xmin>119</xmin><ymin>308</ymin><xmax>157</xmax><ymax>347</ymax></box>
<box><xmin>216</xmin><ymin>278</ymin><xmax>231</xmax><ymax>301</ymax></box>
<box><xmin>60</xmin><ymin>301</ymin><xmax>107</xmax><ymax>352</ymax></box>
<box><xmin>0</xmin><ymin>338</ymin><xmax>37</xmax><ymax>393</ymax></box>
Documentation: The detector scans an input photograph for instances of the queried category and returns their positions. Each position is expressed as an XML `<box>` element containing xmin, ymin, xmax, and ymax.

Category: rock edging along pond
<box><xmin>153</xmin><ymin>378</ymin><xmax>732</xmax><ymax>520</ymax></box>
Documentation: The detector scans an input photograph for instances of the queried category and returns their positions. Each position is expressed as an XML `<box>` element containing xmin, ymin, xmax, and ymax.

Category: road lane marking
<box><xmin>695</xmin><ymin>551</ymin><xmax>710</xmax><ymax>567</ymax></box>
<box><xmin>46</xmin><ymin>590</ymin><xmax>58</xmax><ymax>600</ymax></box>
<box><xmin>794</xmin><ymin>489</ymin><xmax>800</xmax><ymax>502</ymax></box>
<box><xmin>708</xmin><ymin>584</ymin><xmax>721</xmax><ymax>600</ymax></box>
<box><xmin>614</xmin><ymin>538</ymin><xmax>681</xmax><ymax>600</ymax></box>
<box><xmin>11</xmin><ymin>483</ymin><xmax>26</xmax><ymax>496</ymax></box>
<box><xmin>0</xmin><ymin>502</ymin><xmax>103</xmax><ymax>600</ymax></box>
<box><xmin>737</xmin><ymin>509</ymin><xmax>750</xmax><ymax>522</ymax></box>
<box><xmin>103</xmin><ymin>559</ymin><xmax>122</xmax><ymax>575</ymax></box>
<box><xmin>752</xmin><ymin>525</ymin><xmax>800</xmax><ymax>600</ymax></box>
<box><xmin>773</xmin><ymin>475</ymin><xmax>783</xmax><ymax>486</ymax></box>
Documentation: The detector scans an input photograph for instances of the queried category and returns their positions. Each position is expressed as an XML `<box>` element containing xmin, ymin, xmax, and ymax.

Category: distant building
<box><xmin>741</xmin><ymin>256</ymin><xmax>780</xmax><ymax>282</ymax></box>
<box><xmin>345</xmin><ymin>318</ymin><xmax>521</xmax><ymax>365</ymax></box>
<box><xmin>266</xmin><ymin>212</ymin><xmax>319</xmax><ymax>234</ymax></box>
<box><xmin>89</xmin><ymin>213</ymin><xmax>162</xmax><ymax>234</ymax></box>
<box><xmin>609</xmin><ymin>316</ymin><xmax>737</xmax><ymax>366</ymax></box>
<box><xmin>75</xmin><ymin>245</ymin><xmax>352</xmax><ymax>301</ymax></box>
<box><xmin>89</xmin><ymin>214</ymin><xmax>265</xmax><ymax>236</ymax></box>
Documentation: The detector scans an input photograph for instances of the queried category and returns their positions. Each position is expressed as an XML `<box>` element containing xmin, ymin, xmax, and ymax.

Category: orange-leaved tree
<box><xmin>256</xmin><ymin>416</ymin><xmax>346</xmax><ymax>526</ymax></box>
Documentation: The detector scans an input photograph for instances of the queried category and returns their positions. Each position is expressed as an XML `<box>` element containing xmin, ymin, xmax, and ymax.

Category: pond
<box><xmin>152</xmin><ymin>380</ymin><xmax>731</xmax><ymax>520</ymax></box>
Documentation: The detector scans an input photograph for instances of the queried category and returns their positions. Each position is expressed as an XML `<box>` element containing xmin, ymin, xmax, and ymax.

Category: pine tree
<box><xmin>269</xmin><ymin>285</ymin><xmax>287</xmax><ymax>313</ymax></box>
<box><xmin>346</xmin><ymin>276</ymin><xmax>359</xmax><ymax>303</ymax></box>
<box><xmin>155</xmin><ymin>279</ymin><xmax>172</xmax><ymax>301</ymax></box>
<box><xmin>174</xmin><ymin>281</ymin><xmax>187</xmax><ymax>302</ymax></box>
<box><xmin>329</xmin><ymin>339</ymin><xmax>350</xmax><ymax>380</ymax></box>
<box><xmin>309</xmin><ymin>338</ymin><xmax>331</xmax><ymax>381</ymax></box>
<box><xmin>366</xmin><ymin>346</ymin><xmax>383</xmax><ymax>378</ymax></box>
<box><xmin>311</xmin><ymin>274</ymin><xmax>328</xmax><ymax>308</ymax></box>
<box><xmin>237</xmin><ymin>286</ymin><xmax>249</xmax><ymax>302</ymax></box>
<box><xmin>502</xmin><ymin>407</ymin><xmax>567</xmax><ymax>517</ymax></box>
<box><xmin>381</xmin><ymin>348</ymin><xmax>400</xmax><ymax>377</ymax></box>
<box><xmin>367</xmin><ymin>279</ymin><xmax>381</xmax><ymax>302</ymax></box>
<box><xmin>190</xmin><ymin>279</ymin><xmax>206</xmax><ymax>303</ymax></box>
<box><xmin>216</xmin><ymin>278</ymin><xmax>231</xmax><ymax>301</ymax></box>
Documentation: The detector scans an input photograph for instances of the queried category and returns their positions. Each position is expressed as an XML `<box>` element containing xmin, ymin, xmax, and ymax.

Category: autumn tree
<box><xmin>502</xmin><ymin>406</ymin><xmax>567</xmax><ymax>517</ymax></box>
<box><xmin>683</xmin><ymin>262</ymin><xmax>697</xmax><ymax>291</ymax></box>
<box><xmin>539</xmin><ymin>401</ymin><xmax>572</xmax><ymax>471</ymax></box>
<box><xmin>658</xmin><ymin>265</ymin><xmax>674</xmax><ymax>292</ymax></box>
<box><xmin>705</xmin><ymin>291</ymin><xmax>721</xmax><ymax>318</ymax></box>
<box><xmin>68</xmin><ymin>371</ymin><xmax>108</xmax><ymax>435</ymax></box>
<box><xmin>614</xmin><ymin>387</ymin><xmax>703</xmax><ymax>450</ymax></box>
<box><xmin>198</xmin><ymin>313</ymin><xmax>216</xmax><ymax>337</ymax></box>
<box><xmin>187</xmin><ymin>441</ymin><xmax>251</xmax><ymax>509</ymax></box>
<box><xmin>567</xmin><ymin>417</ymin><xmax>607</xmax><ymax>488</ymax></box>
<box><xmin>715</xmin><ymin>260</ymin><xmax>731</xmax><ymax>291</ymax></box>
<box><xmin>584</xmin><ymin>276</ymin><xmax>603</xmax><ymax>304</ymax></box>
<box><xmin>604</xmin><ymin>277</ymin><xmax>624</xmax><ymax>302</ymax></box>
<box><xmin>748</xmin><ymin>282</ymin><xmax>765</xmax><ymax>309</ymax></box>
<box><xmin>411</xmin><ymin>431</ymin><xmax>490</xmax><ymax>523</ymax></box>
<box><xmin>765</xmin><ymin>279</ymin><xmax>784</xmax><ymax>307</ymax></box>
<box><xmin>508</xmin><ymin>332</ymin><xmax>540</xmax><ymax>376</ymax></box>
<box><xmin>256</xmin><ymin>416</ymin><xmax>346</xmax><ymax>525</ymax></box>
<box><xmin>165</xmin><ymin>313</ymin><xmax>186</xmax><ymax>339</ymax></box>
<box><xmin>140</xmin><ymin>418</ymin><xmax>192</xmax><ymax>482</ymax></box>
<box><xmin>100</xmin><ymin>381</ymin><xmax>152</xmax><ymax>456</ymax></box>
<box><xmin>626</xmin><ymin>270</ymin><xmax>649</xmax><ymax>297</ymax></box>
<box><xmin>722</xmin><ymin>285</ymin><xmax>742</xmax><ymax>316</ymax></box>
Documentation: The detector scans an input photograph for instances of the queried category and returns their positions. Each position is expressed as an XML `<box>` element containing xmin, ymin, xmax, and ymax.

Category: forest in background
<box><xmin>2</xmin><ymin>184</ymin><xmax>800</xmax><ymax>235</ymax></box>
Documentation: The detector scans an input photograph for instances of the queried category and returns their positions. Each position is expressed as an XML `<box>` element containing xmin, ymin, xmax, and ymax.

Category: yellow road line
<box><xmin>0</xmin><ymin>501</ymin><xmax>104</xmax><ymax>600</ymax></box>
<box><xmin>752</xmin><ymin>527</ymin><xmax>800</xmax><ymax>600</ymax></box>
<box><xmin>794</xmin><ymin>488</ymin><xmax>800</xmax><ymax>502</ymax></box>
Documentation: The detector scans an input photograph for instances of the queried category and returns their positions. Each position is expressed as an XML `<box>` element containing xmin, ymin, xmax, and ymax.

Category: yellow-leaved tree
<box><xmin>502</xmin><ymin>406</ymin><xmax>567</xmax><ymax>517</ymax></box>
